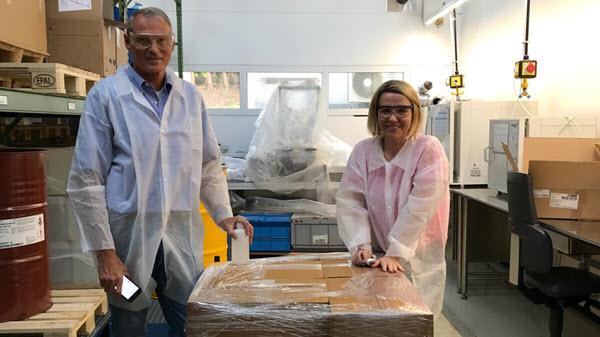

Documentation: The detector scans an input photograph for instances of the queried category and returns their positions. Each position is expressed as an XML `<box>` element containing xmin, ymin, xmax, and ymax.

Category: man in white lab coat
<box><xmin>67</xmin><ymin>7</ymin><xmax>253</xmax><ymax>337</ymax></box>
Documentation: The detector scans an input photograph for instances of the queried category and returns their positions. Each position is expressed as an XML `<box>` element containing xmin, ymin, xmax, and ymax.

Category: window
<box><xmin>328</xmin><ymin>72</ymin><xmax>404</xmax><ymax>109</ymax></box>
<box><xmin>247</xmin><ymin>72</ymin><xmax>322</xmax><ymax>109</ymax></box>
<box><xmin>184</xmin><ymin>72</ymin><xmax>240</xmax><ymax>109</ymax></box>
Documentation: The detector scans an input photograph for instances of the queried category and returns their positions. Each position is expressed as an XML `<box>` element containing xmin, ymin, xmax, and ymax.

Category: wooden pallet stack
<box><xmin>0</xmin><ymin>63</ymin><xmax>101</xmax><ymax>97</ymax></box>
<box><xmin>0</xmin><ymin>1</ymin><xmax>106</xmax><ymax>97</ymax></box>
<box><xmin>0</xmin><ymin>40</ymin><xmax>46</xmax><ymax>64</ymax></box>
<box><xmin>0</xmin><ymin>289</ymin><xmax>108</xmax><ymax>337</ymax></box>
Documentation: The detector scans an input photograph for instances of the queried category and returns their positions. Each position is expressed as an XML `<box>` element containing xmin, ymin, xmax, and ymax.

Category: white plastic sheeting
<box><xmin>245</xmin><ymin>80</ymin><xmax>351</xmax><ymax>201</ymax></box>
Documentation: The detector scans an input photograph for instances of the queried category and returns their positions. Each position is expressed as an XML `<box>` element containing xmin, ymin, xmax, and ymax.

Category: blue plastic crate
<box><xmin>241</xmin><ymin>212</ymin><xmax>292</xmax><ymax>252</ymax></box>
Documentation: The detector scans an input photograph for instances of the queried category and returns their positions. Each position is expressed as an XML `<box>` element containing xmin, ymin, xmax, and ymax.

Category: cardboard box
<box><xmin>523</xmin><ymin>138</ymin><xmax>600</xmax><ymax>220</ymax></box>
<box><xmin>529</xmin><ymin>160</ymin><xmax>600</xmax><ymax>220</ymax></box>
<box><xmin>45</xmin><ymin>0</ymin><xmax>113</xmax><ymax>20</ymax></box>
<box><xmin>262</xmin><ymin>263</ymin><xmax>324</xmax><ymax>280</ymax></box>
<box><xmin>187</xmin><ymin>254</ymin><xmax>433</xmax><ymax>337</ymax></box>
<box><xmin>0</xmin><ymin>0</ymin><xmax>48</xmax><ymax>55</ymax></box>
<box><xmin>47</xmin><ymin>18</ymin><xmax>117</xmax><ymax>76</ymax></box>
<box><xmin>323</xmin><ymin>262</ymin><xmax>353</xmax><ymax>278</ymax></box>
<box><xmin>522</xmin><ymin>137</ymin><xmax>600</xmax><ymax>172</ymax></box>
<box><xmin>115</xmin><ymin>27</ymin><xmax>129</xmax><ymax>66</ymax></box>
<box><xmin>326</xmin><ymin>278</ymin><xmax>351</xmax><ymax>291</ymax></box>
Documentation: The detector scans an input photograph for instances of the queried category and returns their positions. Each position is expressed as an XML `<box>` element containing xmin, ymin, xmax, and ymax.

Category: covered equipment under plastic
<box><xmin>186</xmin><ymin>253</ymin><xmax>433</xmax><ymax>337</ymax></box>
<box><xmin>245</xmin><ymin>80</ymin><xmax>351</xmax><ymax>200</ymax></box>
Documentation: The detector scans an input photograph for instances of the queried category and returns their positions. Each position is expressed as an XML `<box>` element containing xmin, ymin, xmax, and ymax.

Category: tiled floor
<box><xmin>435</xmin><ymin>313</ymin><xmax>464</xmax><ymax>337</ymax></box>
<box><xmin>440</xmin><ymin>262</ymin><xmax>548</xmax><ymax>337</ymax></box>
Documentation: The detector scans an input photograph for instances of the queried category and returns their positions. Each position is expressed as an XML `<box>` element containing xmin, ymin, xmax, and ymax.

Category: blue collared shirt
<box><xmin>125</xmin><ymin>65</ymin><xmax>173</xmax><ymax>119</ymax></box>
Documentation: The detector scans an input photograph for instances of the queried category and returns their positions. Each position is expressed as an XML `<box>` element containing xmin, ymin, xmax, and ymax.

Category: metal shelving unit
<box><xmin>0</xmin><ymin>88</ymin><xmax>84</xmax><ymax>116</ymax></box>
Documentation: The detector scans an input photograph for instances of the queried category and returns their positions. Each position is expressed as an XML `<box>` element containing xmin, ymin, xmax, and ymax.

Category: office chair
<box><xmin>507</xmin><ymin>171</ymin><xmax>600</xmax><ymax>337</ymax></box>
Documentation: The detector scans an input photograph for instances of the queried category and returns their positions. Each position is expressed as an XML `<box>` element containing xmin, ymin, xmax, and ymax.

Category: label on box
<box><xmin>312</xmin><ymin>234</ymin><xmax>328</xmax><ymax>245</ymax></box>
<box><xmin>59</xmin><ymin>0</ymin><xmax>92</xmax><ymax>12</ymax></box>
<box><xmin>549</xmin><ymin>193</ymin><xmax>579</xmax><ymax>210</ymax></box>
<box><xmin>533</xmin><ymin>189</ymin><xmax>550</xmax><ymax>198</ymax></box>
<box><xmin>0</xmin><ymin>95</ymin><xmax>7</xmax><ymax>105</ymax></box>
<box><xmin>0</xmin><ymin>214</ymin><xmax>45</xmax><ymax>249</ymax></box>
<box><xmin>67</xmin><ymin>102</ymin><xmax>76</xmax><ymax>110</ymax></box>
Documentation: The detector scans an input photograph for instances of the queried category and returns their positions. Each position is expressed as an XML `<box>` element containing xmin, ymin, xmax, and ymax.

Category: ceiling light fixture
<box><xmin>424</xmin><ymin>0</ymin><xmax>469</xmax><ymax>25</ymax></box>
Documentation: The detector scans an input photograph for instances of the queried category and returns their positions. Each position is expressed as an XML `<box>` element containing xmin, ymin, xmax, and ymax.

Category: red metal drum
<box><xmin>0</xmin><ymin>149</ymin><xmax>51</xmax><ymax>322</ymax></box>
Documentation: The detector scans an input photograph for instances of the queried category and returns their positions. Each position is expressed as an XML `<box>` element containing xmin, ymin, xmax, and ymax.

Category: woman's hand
<box><xmin>351</xmin><ymin>246</ymin><xmax>373</xmax><ymax>266</ymax></box>
<box><xmin>372</xmin><ymin>256</ymin><xmax>404</xmax><ymax>273</ymax></box>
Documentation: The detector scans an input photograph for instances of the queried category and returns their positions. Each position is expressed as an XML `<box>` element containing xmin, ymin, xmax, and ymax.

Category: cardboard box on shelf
<box><xmin>47</xmin><ymin>18</ymin><xmax>125</xmax><ymax>76</ymax></box>
<box><xmin>115</xmin><ymin>28</ymin><xmax>129</xmax><ymax>66</ymax></box>
<box><xmin>0</xmin><ymin>0</ymin><xmax>48</xmax><ymax>56</ymax></box>
<box><xmin>45</xmin><ymin>0</ymin><xmax>114</xmax><ymax>20</ymax></box>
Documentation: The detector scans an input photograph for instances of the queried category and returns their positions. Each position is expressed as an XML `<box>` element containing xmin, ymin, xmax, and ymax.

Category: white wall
<box><xmin>137</xmin><ymin>0</ymin><xmax>454</xmax><ymax>153</ymax></box>
<box><xmin>459</xmin><ymin>0</ymin><xmax>600</xmax><ymax>124</ymax></box>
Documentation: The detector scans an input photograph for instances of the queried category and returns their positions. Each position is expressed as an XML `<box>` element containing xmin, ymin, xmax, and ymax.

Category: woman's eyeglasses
<box><xmin>377</xmin><ymin>105</ymin><xmax>412</xmax><ymax>118</ymax></box>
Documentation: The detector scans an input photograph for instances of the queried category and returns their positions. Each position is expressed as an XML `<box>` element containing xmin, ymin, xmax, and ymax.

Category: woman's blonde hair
<box><xmin>367</xmin><ymin>80</ymin><xmax>422</xmax><ymax>139</ymax></box>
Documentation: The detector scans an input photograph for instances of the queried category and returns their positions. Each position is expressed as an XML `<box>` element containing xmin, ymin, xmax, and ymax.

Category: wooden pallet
<box><xmin>0</xmin><ymin>289</ymin><xmax>108</xmax><ymax>337</ymax></box>
<box><xmin>0</xmin><ymin>41</ymin><xmax>46</xmax><ymax>63</ymax></box>
<box><xmin>0</xmin><ymin>63</ymin><xmax>101</xmax><ymax>97</ymax></box>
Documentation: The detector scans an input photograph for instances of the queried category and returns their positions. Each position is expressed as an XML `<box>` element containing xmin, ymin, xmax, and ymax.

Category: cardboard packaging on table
<box><xmin>187</xmin><ymin>253</ymin><xmax>433</xmax><ymax>337</ymax></box>
<box><xmin>523</xmin><ymin>137</ymin><xmax>600</xmax><ymax>220</ymax></box>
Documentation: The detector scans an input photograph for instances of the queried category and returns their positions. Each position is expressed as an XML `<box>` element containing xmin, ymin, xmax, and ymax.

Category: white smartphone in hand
<box><xmin>121</xmin><ymin>275</ymin><xmax>141</xmax><ymax>302</ymax></box>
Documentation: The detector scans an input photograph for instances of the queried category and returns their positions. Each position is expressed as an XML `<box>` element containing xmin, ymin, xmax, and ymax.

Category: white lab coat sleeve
<box><xmin>336</xmin><ymin>144</ymin><xmax>372</xmax><ymax>255</ymax></box>
<box><xmin>386</xmin><ymin>139</ymin><xmax>448</xmax><ymax>260</ymax></box>
<box><xmin>197</xmin><ymin>94</ymin><xmax>233</xmax><ymax>225</ymax></box>
<box><xmin>67</xmin><ymin>87</ymin><xmax>115</xmax><ymax>252</ymax></box>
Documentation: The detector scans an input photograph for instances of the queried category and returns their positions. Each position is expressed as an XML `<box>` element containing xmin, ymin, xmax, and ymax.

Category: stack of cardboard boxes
<box><xmin>46</xmin><ymin>0</ymin><xmax>128</xmax><ymax>77</ymax></box>
<box><xmin>0</xmin><ymin>0</ymin><xmax>47</xmax><ymax>61</ymax></box>
<box><xmin>187</xmin><ymin>254</ymin><xmax>434</xmax><ymax>337</ymax></box>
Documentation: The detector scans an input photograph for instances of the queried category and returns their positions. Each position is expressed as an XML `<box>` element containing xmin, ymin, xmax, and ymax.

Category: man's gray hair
<box><xmin>126</xmin><ymin>7</ymin><xmax>172</xmax><ymax>32</ymax></box>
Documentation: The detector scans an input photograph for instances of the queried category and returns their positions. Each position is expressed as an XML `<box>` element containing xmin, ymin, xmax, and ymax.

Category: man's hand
<box><xmin>96</xmin><ymin>249</ymin><xmax>129</xmax><ymax>295</ymax></box>
<box><xmin>219</xmin><ymin>215</ymin><xmax>254</xmax><ymax>244</ymax></box>
<box><xmin>371</xmin><ymin>256</ymin><xmax>404</xmax><ymax>273</ymax></box>
<box><xmin>351</xmin><ymin>245</ymin><xmax>373</xmax><ymax>266</ymax></box>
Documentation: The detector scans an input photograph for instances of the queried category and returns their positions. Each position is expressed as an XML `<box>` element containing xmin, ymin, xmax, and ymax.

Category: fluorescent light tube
<box><xmin>425</xmin><ymin>0</ymin><xmax>469</xmax><ymax>25</ymax></box>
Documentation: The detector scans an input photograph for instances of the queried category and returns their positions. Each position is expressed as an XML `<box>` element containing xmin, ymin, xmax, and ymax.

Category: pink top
<box><xmin>337</xmin><ymin>134</ymin><xmax>449</xmax><ymax>272</ymax></box>
<box><xmin>336</xmin><ymin>134</ymin><xmax>450</xmax><ymax>314</ymax></box>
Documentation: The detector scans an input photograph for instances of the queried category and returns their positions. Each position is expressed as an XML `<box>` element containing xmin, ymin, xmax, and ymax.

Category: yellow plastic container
<box><xmin>201</xmin><ymin>203</ymin><xmax>228</xmax><ymax>267</ymax></box>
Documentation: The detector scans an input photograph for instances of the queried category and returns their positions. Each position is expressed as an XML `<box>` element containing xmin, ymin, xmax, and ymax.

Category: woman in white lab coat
<box><xmin>336</xmin><ymin>80</ymin><xmax>449</xmax><ymax>314</ymax></box>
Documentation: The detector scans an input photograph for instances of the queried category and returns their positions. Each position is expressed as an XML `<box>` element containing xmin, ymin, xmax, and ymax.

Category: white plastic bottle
<box><xmin>231</xmin><ymin>223</ymin><xmax>249</xmax><ymax>264</ymax></box>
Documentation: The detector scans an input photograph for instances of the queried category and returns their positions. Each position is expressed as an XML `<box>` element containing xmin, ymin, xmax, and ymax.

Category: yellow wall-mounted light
<box><xmin>425</xmin><ymin>0</ymin><xmax>469</xmax><ymax>25</ymax></box>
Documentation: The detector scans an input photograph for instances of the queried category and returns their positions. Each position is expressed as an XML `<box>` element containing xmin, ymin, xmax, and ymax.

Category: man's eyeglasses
<box><xmin>128</xmin><ymin>32</ymin><xmax>175</xmax><ymax>50</ymax></box>
<box><xmin>377</xmin><ymin>105</ymin><xmax>413</xmax><ymax>118</ymax></box>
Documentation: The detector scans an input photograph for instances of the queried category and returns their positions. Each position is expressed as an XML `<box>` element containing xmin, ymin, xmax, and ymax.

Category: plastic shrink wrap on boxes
<box><xmin>187</xmin><ymin>253</ymin><xmax>433</xmax><ymax>337</ymax></box>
